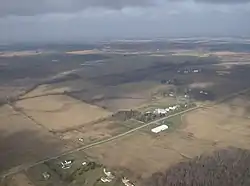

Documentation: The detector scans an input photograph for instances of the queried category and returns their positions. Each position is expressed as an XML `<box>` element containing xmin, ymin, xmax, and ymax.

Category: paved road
<box><xmin>1</xmin><ymin>87</ymin><xmax>250</xmax><ymax>178</ymax></box>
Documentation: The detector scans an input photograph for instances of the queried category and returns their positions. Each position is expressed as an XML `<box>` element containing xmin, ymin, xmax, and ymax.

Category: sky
<box><xmin>0</xmin><ymin>0</ymin><xmax>250</xmax><ymax>43</ymax></box>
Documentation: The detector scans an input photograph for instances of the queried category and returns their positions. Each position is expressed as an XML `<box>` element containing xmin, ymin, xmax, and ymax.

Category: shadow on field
<box><xmin>189</xmin><ymin>65</ymin><xmax>250</xmax><ymax>102</ymax></box>
<box><xmin>145</xmin><ymin>147</ymin><xmax>250</xmax><ymax>186</ymax></box>
<box><xmin>0</xmin><ymin>54</ymin><xmax>108</xmax><ymax>84</ymax></box>
<box><xmin>90</xmin><ymin>56</ymin><xmax>219</xmax><ymax>87</ymax></box>
<box><xmin>0</xmin><ymin>130</ymin><xmax>65</xmax><ymax>175</ymax></box>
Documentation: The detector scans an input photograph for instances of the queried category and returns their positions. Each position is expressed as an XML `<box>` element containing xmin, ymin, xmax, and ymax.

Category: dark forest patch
<box><xmin>145</xmin><ymin>147</ymin><xmax>250</xmax><ymax>186</ymax></box>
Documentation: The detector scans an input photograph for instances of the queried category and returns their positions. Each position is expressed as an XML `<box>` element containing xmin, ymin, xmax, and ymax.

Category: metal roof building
<box><xmin>151</xmin><ymin>125</ymin><xmax>169</xmax><ymax>133</ymax></box>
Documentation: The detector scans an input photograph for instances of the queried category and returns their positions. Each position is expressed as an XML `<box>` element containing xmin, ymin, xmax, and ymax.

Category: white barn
<box><xmin>151</xmin><ymin>125</ymin><xmax>169</xmax><ymax>133</ymax></box>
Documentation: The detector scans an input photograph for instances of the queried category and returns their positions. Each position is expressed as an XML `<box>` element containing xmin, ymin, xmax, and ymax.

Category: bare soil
<box><xmin>66</xmin><ymin>50</ymin><xmax>101</xmax><ymax>55</ymax></box>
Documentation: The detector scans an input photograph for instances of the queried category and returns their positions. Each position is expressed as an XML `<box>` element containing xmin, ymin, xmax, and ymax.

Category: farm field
<box><xmin>57</xmin><ymin>119</ymin><xmax>130</xmax><ymax>146</ymax></box>
<box><xmin>181</xmin><ymin>96</ymin><xmax>250</xmax><ymax>148</ymax></box>
<box><xmin>15</xmin><ymin>95</ymin><xmax>112</xmax><ymax>132</ymax></box>
<box><xmin>68</xmin><ymin>80</ymin><xmax>164</xmax><ymax>112</ymax></box>
<box><xmin>20</xmin><ymin>85</ymin><xmax>72</xmax><ymax>99</ymax></box>
<box><xmin>0</xmin><ymin>105</ymin><xmax>69</xmax><ymax>174</ymax></box>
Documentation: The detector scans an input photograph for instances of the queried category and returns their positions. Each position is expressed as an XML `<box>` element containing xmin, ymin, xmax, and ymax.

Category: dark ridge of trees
<box><xmin>112</xmin><ymin>110</ymin><xmax>141</xmax><ymax>121</ymax></box>
<box><xmin>111</xmin><ymin>110</ymin><xmax>166</xmax><ymax>123</ymax></box>
<box><xmin>145</xmin><ymin>148</ymin><xmax>250</xmax><ymax>186</ymax></box>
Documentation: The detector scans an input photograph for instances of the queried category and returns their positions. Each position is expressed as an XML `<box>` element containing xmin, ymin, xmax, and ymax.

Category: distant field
<box><xmin>68</xmin><ymin>81</ymin><xmax>160</xmax><ymax>112</ymax></box>
<box><xmin>171</xmin><ymin>51</ymin><xmax>209</xmax><ymax>57</ymax></box>
<box><xmin>66</xmin><ymin>49</ymin><xmax>101</xmax><ymax>55</ymax></box>
<box><xmin>20</xmin><ymin>84</ymin><xmax>71</xmax><ymax>99</ymax></box>
<box><xmin>0</xmin><ymin>53</ymin><xmax>109</xmax><ymax>85</ymax></box>
<box><xmin>16</xmin><ymin>54</ymin><xmax>236</xmax><ymax>111</ymax></box>
<box><xmin>0</xmin><ymin>51</ymin><xmax>42</xmax><ymax>57</ymax></box>
<box><xmin>15</xmin><ymin>95</ymin><xmax>112</xmax><ymax>131</ymax></box>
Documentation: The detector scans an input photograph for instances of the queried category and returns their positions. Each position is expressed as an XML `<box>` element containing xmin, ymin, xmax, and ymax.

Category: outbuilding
<box><xmin>151</xmin><ymin>125</ymin><xmax>169</xmax><ymax>133</ymax></box>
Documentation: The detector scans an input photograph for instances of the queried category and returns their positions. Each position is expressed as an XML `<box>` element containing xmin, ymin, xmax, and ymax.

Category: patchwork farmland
<box><xmin>1</xmin><ymin>39</ymin><xmax>250</xmax><ymax>186</ymax></box>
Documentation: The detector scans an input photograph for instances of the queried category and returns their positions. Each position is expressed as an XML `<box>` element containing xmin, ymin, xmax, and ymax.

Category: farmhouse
<box><xmin>200</xmin><ymin>90</ymin><xmax>208</xmax><ymax>95</ymax></box>
<box><xmin>61</xmin><ymin>160</ymin><xmax>73</xmax><ymax>169</ymax></box>
<box><xmin>101</xmin><ymin>168</ymin><xmax>115</xmax><ymax>183</ymax></box>
<box><xmin>122</xmin><ymin>177</ymin><xmax>135</xmax><ymax>186</ymax></box>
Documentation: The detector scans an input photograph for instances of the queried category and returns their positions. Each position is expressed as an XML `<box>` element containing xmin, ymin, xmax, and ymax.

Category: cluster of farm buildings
<box><xmin>100</xmin><ymin>168</ymin><xmax>134</xmax><ymax>186</ymax></box>
<box><xmin>42</xmin><ymin>159</ymin><xmax>135</xmax><ymax>186</ymax></box>
<box><xmin>149</xmin><ymin>105</ymin><xmax>180</xmax><ymax>134</ymax></box>
<box><xmin>152</xmin><ymin>105</ymin><xmax>179</xmax><ymax>115</ymax></box>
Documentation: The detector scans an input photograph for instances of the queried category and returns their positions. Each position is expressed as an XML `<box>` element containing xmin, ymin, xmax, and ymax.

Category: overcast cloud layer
<box><xmin>0</xmin><ymin>0</ymin><xmax>155</xmax><ymax>17</ymax></box>
<box><xmin>0</xmin><ymin>0</ymin><xmax>249</xmax><ymax>42</ymax></box>
<box><xmin>1</xmin><ymin>0</ymin><xmax>250</xmax><ymax>16</ymax></box>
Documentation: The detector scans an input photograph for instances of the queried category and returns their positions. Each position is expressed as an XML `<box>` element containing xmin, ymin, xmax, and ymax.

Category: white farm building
<box><xmin>151</xmin><ymin>125</ymin><xmax>169</xmax><ymax>133</ymax></box>
<box><xmin>153</xmin><ymin>105</ymin><xmax>179</xmax><ymax>115</ymax></box>
<box><xmin>153</xmin><ymin>109</ymin><xmax>167</xmax><ymax>114</ymax></box>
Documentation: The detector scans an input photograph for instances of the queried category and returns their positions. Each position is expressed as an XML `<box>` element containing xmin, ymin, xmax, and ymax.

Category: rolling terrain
<box><xmin>1</xmin><ymin>39</ymin><xmax>250</xmax><ymax>186</ymax></box>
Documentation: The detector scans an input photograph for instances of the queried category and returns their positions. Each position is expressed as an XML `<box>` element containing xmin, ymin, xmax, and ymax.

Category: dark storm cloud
<box><xmin>0</xmin><ymin>0</ymin><xmax>154</xmax><ymax>17</ymax></box>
